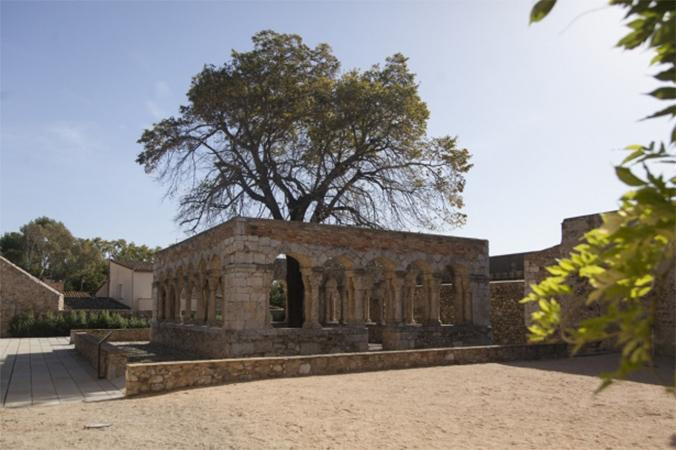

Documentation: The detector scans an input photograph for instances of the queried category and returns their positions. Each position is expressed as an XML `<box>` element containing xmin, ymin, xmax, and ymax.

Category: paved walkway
<box><xmin>0</xmin><ymin>337</ymin><xmax>124</xmax><ymax>408</ymax></box>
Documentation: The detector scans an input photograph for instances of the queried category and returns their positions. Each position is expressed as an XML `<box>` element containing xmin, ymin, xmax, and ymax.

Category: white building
<box><xmin>96</xmin><ymin>260</ymin><xmax>154</xmax><ymax>312</ymax></box>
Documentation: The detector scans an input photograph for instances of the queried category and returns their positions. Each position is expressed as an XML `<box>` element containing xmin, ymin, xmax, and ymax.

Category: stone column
<box><xmin>301</xmin><ymin>266</ymin><xmax>322</xmax><ymax>329</ymax></box>
<box><xmin>173</xmin><ymin>278</ymin><xmax>182</xmax><ymax>322</ymax></box>
<box><xmin>183</xmin><ymin>277</ymin><xmax>193</xmax><ymax>323</ymax></box>
<box><xmin>453</xmin><ymin>266</ymin><xmax>469</xmax><ymax>324</ymax></box>
<box><xmin>349</xmin><ymin>270</ymin><xmax>368</xmax><ymax>326</ymax></box>
<box><xmin>196</xmin><ymin>276</ymin><xmax>206</xmax><ymax>323</ymax></box>
<box><xmin>424</xmin><ymin>273</ymin><xmax>442</xmax><ymax>326</ymax></box>
<box><xmin>403</xmin><ymin>272</ymin><xmax>416</xmax><ymax>325</ymax></box>
<box><xmin>207</xmin><ymin>276</ymin><xmax>218</xmax><ymax>325</ymax></box>
<box><xmin>164</xmin><ymin>282</ymin><xmax>173</xmax><ymax>320</ymax></box>
<box><xmin>152</xmin><ymin>281</ymin><xmax>160</xmax><ymax>321</ymax></box>
<box><xmin>220</xmin><ymin>274</ymin><xmax>228</xmax><ymax>327</ymax></box>
<box><xmin>325</xmin><ymin>279</ymin><xmax>337</xmax><ymax>323</ymax></box>
<box><xmin>390</xmin><ymin>271</ymin><xmax>405</xmax><ymax>324</ymax></box>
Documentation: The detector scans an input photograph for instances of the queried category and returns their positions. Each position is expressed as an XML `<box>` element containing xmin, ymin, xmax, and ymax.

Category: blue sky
<box><xmin>1</xmin><ymin>0</ymin><xmax>670</xmax><ymax>255</ymax></box>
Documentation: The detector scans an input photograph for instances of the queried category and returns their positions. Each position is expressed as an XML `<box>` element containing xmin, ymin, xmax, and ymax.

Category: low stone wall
<box><xmin>69</xmin><ymin>327</ymin><xmax>150</xmax><ymax>343</ymax></box>
<box><xmin>126</xmin><ymin>343</ymin><xmax>567</xmax><ymax>396</ymax></box>
<box><xmin>381</xmin><ymin>324</ymin><xmax>490</xmax><ymax>350</ymax></box>
<box><xmin>71</xmin><ymin>331</ymin><xmax>129</xmax><ymax>379</ymax></box>
<box><xmin>152</xmin><ymin>321</ymin><xmax>368</xmax><ymax>358</ymax></box>
<box><xmin>489</xmin><ymin>281</ymin><xmax>528</xmax><ymax>345</ymax></box>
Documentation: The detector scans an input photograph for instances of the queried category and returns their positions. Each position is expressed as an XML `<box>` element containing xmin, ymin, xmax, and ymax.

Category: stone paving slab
<box><xmin>0</xmin><ymin>337</ymin><xmax>124</xmax><ymax>408</ymax></box>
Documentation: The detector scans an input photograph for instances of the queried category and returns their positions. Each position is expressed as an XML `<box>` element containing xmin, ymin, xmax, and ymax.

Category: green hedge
<box><xmin>8</xmin><ymin>310</ymin><xmax>150</xmax><ymax>337</ymax></box>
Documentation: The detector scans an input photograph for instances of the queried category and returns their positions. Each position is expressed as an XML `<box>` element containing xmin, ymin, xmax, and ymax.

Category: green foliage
<box><xmin>0</xmin><ymin>217</ymin><xmax>160</xmax><ymax>293</ymax></box>
<box><xmin>526</xmin><ymin>0</ymin><xmax>676</xmax><ymax>390</ymax></box>
<box><xmin>269</xmin><ymin>281</ymin><xmax>286</xmax><ymax>309</ymax></box>
<box><xmin>8</xmin><ymin>311</ymin><xmax>150</xmax><ymax>337</ymax></box>
<box><xmin>137</xmin><ymin>30</ymin><xmax>471</xmax><ymax>231</ymax></box>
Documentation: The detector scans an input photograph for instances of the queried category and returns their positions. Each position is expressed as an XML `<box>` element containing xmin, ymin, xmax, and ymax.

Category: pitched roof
<box><xmin>64</xmin><ymin>297</ymin><xmax>131</xmax><ymax>310</ymax></box>
<box><xmin>63</xmin><ymin>291</ymin><xmax>92</xmax><ymax>298</ymax></box>
<box><xmin>111</xmin><ymin>259</ymin><xmax>154</xmax><ymax>272</ymax></box>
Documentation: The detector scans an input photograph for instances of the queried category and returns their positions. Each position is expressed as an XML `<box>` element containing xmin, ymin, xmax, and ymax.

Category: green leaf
<box><xmin>647</xmin><ymin>87</ymin><xmax>676</xmax><ymax>100</ymax></box>
<box><xmin>654</xmin><ymin>67</ymin><xmax>676</xmax><ymax>83</ymax></box>
<box><xmin>530</xmin><ymin>0</ymin><xmax>557</xmax><ymax>24</ymax></box>
<box><xmin>642</xmin><ymin>104</ymin><xmax>676</xmax><ymax>121</ymax></box>
<box><xmin>615</xmin><ymin>166</ymin><xmax>645</xmax><ymax>186</ymax></box>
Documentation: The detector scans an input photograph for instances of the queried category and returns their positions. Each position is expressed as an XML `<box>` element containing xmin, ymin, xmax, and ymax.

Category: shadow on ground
<box><xmin>501</xmin><ymin>352</ymin><xmax>675</xmax><ymax>387</ymax></box>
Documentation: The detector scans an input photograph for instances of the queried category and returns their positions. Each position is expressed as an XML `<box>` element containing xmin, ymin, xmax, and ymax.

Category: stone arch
<box><xmin>271</xmin><ymin>250</ymin><xmax>314</xmax><ymax>328</ymax></box>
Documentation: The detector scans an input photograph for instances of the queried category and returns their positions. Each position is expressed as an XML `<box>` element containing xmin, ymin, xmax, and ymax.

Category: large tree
<box><xmin>136</xmin><ymin>30</ymin><xmax>471</xmax><ymax>231</ymax></box>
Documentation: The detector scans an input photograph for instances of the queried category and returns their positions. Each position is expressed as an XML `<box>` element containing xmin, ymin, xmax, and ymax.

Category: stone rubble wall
<box><xmin>522</xmin><ymin>213</ymin><xmax>675</xmax><ymax>357</ymax></box>
<box><xmin>71</xmin><ymin>331</ymin><xmax>129</xmax><ymax>379</ymax></box>
<box><xmin>489</xmin><ymin>281</ymin><xmax>528</xmax><ymax>345</ymax></box>
<box><xmin>125</xmin><ymin>343</ymin><xmax>567</xmax><ymax>396</ymax></box>
<box><xmin>380</xmin><ymin>324</ymin><xmax>490</xmax><ymax>350</ymax></box>
<box><xmin>0</xmin><ymin>256</ymin><xmax>64</xmax><ymax>337</ymax></box>
<box><xmin>69</xmin><ymin>327</ymin><xmax>150</xmax><ymax>343</ymax></box>
<box><xmin>151</xmin><ymin>321</ymin><xmax>368</xmax><ymax>358</ymax></box>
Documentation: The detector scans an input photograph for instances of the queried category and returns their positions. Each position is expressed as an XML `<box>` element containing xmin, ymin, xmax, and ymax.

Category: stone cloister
<box><xmin>151</xmin><ymin>218</ymin><xmax>490</xmax><ymax>358</ymax></box>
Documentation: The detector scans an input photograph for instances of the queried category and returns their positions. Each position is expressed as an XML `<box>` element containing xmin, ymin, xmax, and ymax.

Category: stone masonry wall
<box><xmin>69</xmin><ymin>327</ymin><xmax>151</xmax><ymax>343</ymax></box>
<box><xmin>125</xmin><ymin>343</ymin><xmax>567</xmax><ymax>396</ymax></box>
<box><xmin>152</xmin><ymin>322</ymin><xmax>368</xmax><ymax>358</ymax></box>
<box><xmin>489</xmin><ymin>281</ymin><xmax>527</xmax><ymax>345</ymax></box>
<box><xmin>71</xmin><ymin>331</ymin><xmax>128</xmax><ymax>379</ymax></box>
<box><xmin>0</xmin><ymin>256</ymin><xmax>64</xmax><ymax>337</ymax></box>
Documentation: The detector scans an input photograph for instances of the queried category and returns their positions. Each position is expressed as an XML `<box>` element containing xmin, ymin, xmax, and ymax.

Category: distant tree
<box><xmin>137</xmin><ymin>30</ymin><xmax>471</xmax><ymax>231</ymax></box>
<box><xmin>0</xmin><ymin>218</ymin><xmax>160</xmax><ymax>293</ymax></box>
<box><xmin>91</xmin><ymin>238</ymin><xmax>159</xmax><ymax>263</ymax></box>
<box><xmin>0</xmin><ymin>232</ymin><xmax>25</xmax><ymax>265</ymax></box>
<box><xmin>19</xmin><ymin>217</ymin><xmax>76</xmax><ymax>281</ymax></box>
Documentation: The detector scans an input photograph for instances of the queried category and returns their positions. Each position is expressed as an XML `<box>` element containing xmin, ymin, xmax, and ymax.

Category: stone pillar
<box><xmin>164</xmin><ymin>283</ymin><xmax>173</xmax><ymax>320</ymax></box>
<box><xmin>196</xmin><ymin>276</ymin><xmax>206</xmax><ymax>323</ymax></box>
<box><xmin>390</xmin><ymin>271</ymin><xmax>405</xmax><ymax>324</ymax></box>
<box><xmin>453</xmin><ymin>266</ymin><xmax>469</xmax><ymax>324</ymax></box>
<box><xmin>362</xmin><ymin>273</ymin><xmax>372</xmax><ymax>323</ymax></box>
<box><xmin>349</xmin><ymin>270</ymin><xmax>368</xmax><ymax>326</ymax></box>
<box><xmin>374</xmin><ymin>282</ymin><xmax>386</xmax><ymax>325</ymax></box>
<box><xmin>403</xmin><ymin>272</ymin><xmax>416</xmax><ymax>325</ymax></box>
<box><xmin>221</xmin><ymin>263</ymin><xmax>273</xmax><ymax>330</ymax></box>
<box><xmin>301</xmin><ymin>266</ymin><xmax>322</xmax><ymax>329</ymax></box>
<box><xmin>207</xmin><ymin>276</ymin><xmax>218</xmax><ymax>325</ymax></box>
<box><xmin>152</xmin><ymin>281</ymin><xmax>160</xmax><ymax>321</ymax></box>
<box><xmin>183</xmin><ymin>277</ymin><xmax>193</xmax><ymax>323</ymax></box>
<box><xmin>425</xmin><ymin>273</ymin><xmax>442</xmax><ymax>326</ymax></box>
<box><xmin>325</xmin><ymin>279</ymin><xmax>337</xmax><ymax>323</ymax></box>
<box><xmin>220</xmin><ymin>274</ymin><xmax>228</xmax><ymax>327</ymax></box>
<box><xmin>173</xmin><ymin>278</ymin><xmax>182</xmax><ymax>322</ymax></box>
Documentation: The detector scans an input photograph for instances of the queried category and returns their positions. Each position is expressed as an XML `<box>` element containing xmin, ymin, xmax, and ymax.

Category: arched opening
<box><xmin>269</xmin><ymin>254</ymin><xmax>305</xmax><ymax>328</ymax></box>
<box><xmin>269</xmin><ymin>255</ymin><xmax>288</xmax><ymax>325</ymax></box>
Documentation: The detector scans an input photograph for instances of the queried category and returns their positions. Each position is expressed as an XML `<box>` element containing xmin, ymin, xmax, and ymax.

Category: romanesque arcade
<box><xmin>151</xmin><ymin>218</ymin><xmax>489</xmax><ymax>358</ymax></box>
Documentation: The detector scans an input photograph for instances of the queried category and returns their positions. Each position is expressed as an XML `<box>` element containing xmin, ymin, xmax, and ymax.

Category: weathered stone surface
<box><xmin>0</xmin><ymin>256</ymin><xmax>64</xmax><ymax>337</ymax></box>
<box><xmin>151</xmin><ymin>321</ymin><xmax>368</xmax><ymax>358</ymax></box>
<box><xmin>125</xmin><ymin>343</ymin><xmax>567</xmax><ymax>396</ymax></box>
<box><xmin>489</xmin><ymin>281</ymin><xmax>527</xmax><ymax>345</ymax></box>
<box><xmin>151</xmin><ymin>217</ymin><xmax>490</xmax><ymax>357</ymax></box>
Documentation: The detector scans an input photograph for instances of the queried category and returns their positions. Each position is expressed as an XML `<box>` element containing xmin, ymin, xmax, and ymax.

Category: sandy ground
<box><xmin>1</xmin><ymin>354</ymin><xmax>674</xmax><ymax>449</ymax></box>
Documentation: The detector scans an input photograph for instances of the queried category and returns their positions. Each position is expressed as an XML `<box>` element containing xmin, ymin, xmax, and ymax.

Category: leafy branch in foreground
<box><xmin>524</xmin><ymin>0</ymin><xmax>676</xmax><ymax>390</ymax></box>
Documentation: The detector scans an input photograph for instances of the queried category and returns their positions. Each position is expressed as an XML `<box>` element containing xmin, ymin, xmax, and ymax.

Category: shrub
<box><xmin>7</xmin><ymin>310</ymin><xmax>150</xmax><ymax>337</ymax></box>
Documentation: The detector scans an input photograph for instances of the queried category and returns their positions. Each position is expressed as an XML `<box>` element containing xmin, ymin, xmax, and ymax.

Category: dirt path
<box><xmin>1</xmin><ymin>354</ymin><xmax>673</xmax><ymax>449</ymax></box>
